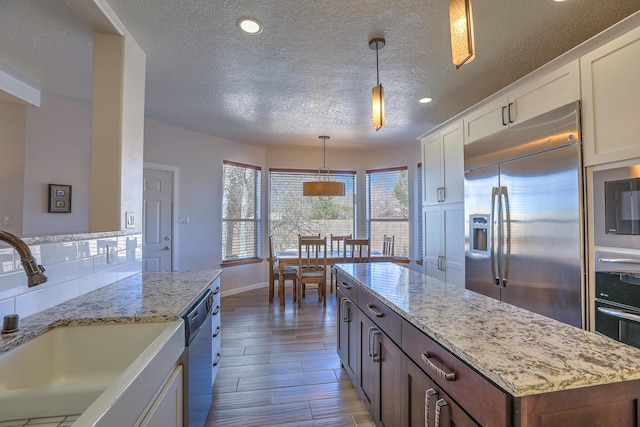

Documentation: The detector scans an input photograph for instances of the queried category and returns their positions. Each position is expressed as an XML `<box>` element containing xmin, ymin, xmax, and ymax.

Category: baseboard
<box><xmin>221</xmin><ymin>282</ymin><xmax>268</xmax><ymax>298</ymax></box>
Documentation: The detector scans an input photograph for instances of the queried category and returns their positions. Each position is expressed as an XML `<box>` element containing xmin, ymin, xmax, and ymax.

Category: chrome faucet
<box><xmin>0</xmin><ymin>230</ymin><xmax>47</xmax><ymax>287</ymax></box>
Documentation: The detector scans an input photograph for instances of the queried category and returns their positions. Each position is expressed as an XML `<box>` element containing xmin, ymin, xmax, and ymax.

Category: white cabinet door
<box><xmin>422</xmin><ymin>134</ymin><xmax>441</xmax><ymax>206</ymax></box>
<box><xmin>423</xmin><ymin>203</ymin><xmax>465</xmax><ymax>285</ymax></box>
<box><xmin>443</xmin><ymin>202</ymin><xmax>465</xmax><ymax>286</ymax></box>
<box><xmin>138</xmin><ymin>365</ymin><xmax>183</xmax><ymax>427</ymax></box>
<box><xmin>441</xmin><ymin>122</ymin><xmax>465</xmax><ymax>204</ymax></box>
<box><xmin>423</xmin><ymin>205</ymin><xmax>444</xmax><ymax>281</ymax></box>
<box><xmin>509</xmin><ymin>60</ymin><xmax>580</xmax><ymax>126</ymax></box>
<box><xmin>581</xmin><ymin>25</ymin><xmax>640</xmax><ymax>166</ymax></box>
<box><xmin>421</xmin><ymin>120</ymin><xmax>464</xmax><ymax>206</ymax></box>
<box><xmin>464</xmin><ymin>60</ymin><xmax>580</xmax><ymax>145</ymax></box>
<box><xmin>463</xmin><ymin>97</ymin><xmax>507</xmax><ymax>144</ymax></box>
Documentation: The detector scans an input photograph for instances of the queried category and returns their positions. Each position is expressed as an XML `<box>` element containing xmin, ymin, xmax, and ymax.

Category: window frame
<box><xmin>221</xmin><ymin>160</ymin><xmax>262</xmax><ymax>265</ymax></box>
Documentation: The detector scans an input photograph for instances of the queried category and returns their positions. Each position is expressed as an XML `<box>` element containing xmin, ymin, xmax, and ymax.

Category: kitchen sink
<box><xmin>0</xmin><ymin>320</ymin><xmax>184</xmax><ymax>424</ymax></box>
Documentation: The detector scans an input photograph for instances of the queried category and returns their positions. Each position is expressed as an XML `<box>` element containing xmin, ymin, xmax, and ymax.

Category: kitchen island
<box><xmin>336</xmin><ymin>262</ymin><xmax>640</xmax><ymax>427</ymax></box>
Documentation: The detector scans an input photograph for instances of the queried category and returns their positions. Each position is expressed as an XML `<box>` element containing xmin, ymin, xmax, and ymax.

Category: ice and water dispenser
<box><xmin>469</xmin><ymin>214</ymin><xmax>489</xmax><ymax>254</ymax></box>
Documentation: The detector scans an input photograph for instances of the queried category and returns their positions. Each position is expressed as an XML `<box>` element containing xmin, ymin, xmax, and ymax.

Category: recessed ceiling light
<box><xmin>419</xmin><ymin>97</ymin><xmax>433</xmax><ymax>104</ymax></box>
<box><xmin>237</xmin><ymin>17</ymin><xmax>262</xmax><ymax>34</ymax></box>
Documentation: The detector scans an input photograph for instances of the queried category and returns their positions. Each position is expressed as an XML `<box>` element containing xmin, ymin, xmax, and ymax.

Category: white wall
<box><xmin>23</xmin><ymin>91</ymin><xmax>92</xmax><ymax>236</ymax></box>
<box><xmin>143</xmin><ymin>119</ymin><xmax>267</xmax><ymax>295</ymax></box>
<box><xmin>0</xmin><ymin>100</ymin><xmax>26</xmax><ymax>235</ymax></box>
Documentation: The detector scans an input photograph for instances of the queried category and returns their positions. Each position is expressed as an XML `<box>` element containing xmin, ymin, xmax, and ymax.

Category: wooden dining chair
<box><xmin>382</xmin><ymin>235</ymin><xmax>395</xmax><ymax>257</ymax></box>
<box><xmin>297</xmin><ymin>236</ymin><xmax>328</xmax><ymax>308</ymax></box>
<box><xmin>269</xmin><ymin>234</ymin><xmax>298</xmax><ymax>303</ymax></box>
<box><xmin>329</xmin><ymin>233</ymin><xmax>351</xmax><ymax>293</ymax></box>
<box><xmin>344</xmin><ymin>237</ymin><xmax>371</xmax><ymax>263</ymax></box>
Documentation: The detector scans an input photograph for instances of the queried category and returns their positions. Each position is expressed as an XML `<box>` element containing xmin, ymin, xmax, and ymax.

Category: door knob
<box><xmin>164</xmin><ymin>235</ymin><xmax>171</xmax><ymax>241</ymax></box>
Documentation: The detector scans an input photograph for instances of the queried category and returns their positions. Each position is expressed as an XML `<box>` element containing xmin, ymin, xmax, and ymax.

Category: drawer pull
<box><xmin>212</xmin><ymin>306</ymin><xmax>221</xmax><ymax>316</ymax></box>
<box><xmin>366</xmin><ymin>303</ymin><xmax>384</xmax><ymax>318</ymax></box>
<box><xmin>340</xmin><ymin>281</ymin><xmax>352</xmax><ymax>290</ymax></box>
<box><xmin>421</xmin><ymin>352</ymin><xmax>456</xmax><ymax>381</ymax></box>
<box><xmin>425</xmin><ymin>388</ymin><xmax>438</xmax><ymax>427</ymax></box>
<box><xmin>435</xmin><ymin>398</ymin><xmax>450</xmax><ymax>427</ymax></box>
<box><xmin>212</xmin><ymin>326</ymin><xmax>221</xmax><ymax>338</ymax></box>
<box><xmin>212</xmin><ymin>352</ymin><xmax>221</xmax><ymax>367</ymax></box>
<box><xmin>212</xmin><ymin>286</ymin><xmax>221</xmax><ymax>295</ymax></box>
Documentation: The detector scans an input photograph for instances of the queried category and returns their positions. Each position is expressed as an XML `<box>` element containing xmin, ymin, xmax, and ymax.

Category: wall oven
<box><xmin>593</xmin><ymin>164</ymin><xmax>640</xmax><ymax>249</ymax></box>
<box><xmin>595</xmin><ymin>252</ymin><xmax>640</xmax><ymax>348</ymax></box>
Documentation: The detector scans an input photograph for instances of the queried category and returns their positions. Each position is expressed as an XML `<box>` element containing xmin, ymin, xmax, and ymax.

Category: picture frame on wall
<box><xmin>48</xmin><ymin>184</ymin><xmax>72</xmax><ymax>213</ymax></box>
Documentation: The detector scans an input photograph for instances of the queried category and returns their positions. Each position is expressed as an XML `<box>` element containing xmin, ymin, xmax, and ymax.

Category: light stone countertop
<box><xmin>0</xmin><ymin>270</ymin><xmax>221</xmax><ymax>355</ymax></box>
<box><xmin>335</xmin><ymin>262</ymin><xmax>640</xmax><ymax>397</ymax></box>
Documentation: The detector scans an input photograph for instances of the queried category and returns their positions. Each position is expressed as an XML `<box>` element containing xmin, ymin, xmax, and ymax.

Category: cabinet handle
<box><xmin>341</xmin><ymin>298</ymin><xmax>351</xmax><ymax>322</ymax></box>
<box><xmin>425</xmin><ymin>388</ymin><xmax>438</xmax><ymax>427</ymax></box>
<box><xmin>212</xmin><ymin>306</ymin><xmax>221</xmax><ymax>316</ymax></box>
<box><xmin>435</xmin><ymin>398</ymin><xmax>450</xmax><ymax>427</ymax></box>
<box><xmin>212</xmin><ymin>326</ymin><xmax>221</xmax><ymax>338</ymax></box>
<box><xmin>501</xmin><ymin>105</ymin><xmax>508</xmax><ymax>126</ymax></box>
<box><xmin>370</xmin><ymin>328</ymin><xmax>381</xmax><ymax>362</ymax></box>
<box><xmin>212</xmin><ymin>286</ymin><xmax>221</xmax><ymax>295</ymax></box>
<box><xmin>440</xmin><ymin>187</ymin><xmax>446</xmax><ymax>202</ymax></box>
<box><xmin>367</xmin><ymin>303</ymin><xmax>384</xmax><ymax>318</ymax></box>
<box><xmin>508</xmin><ymin>102</ymin><xmax>515</xmax><ymax>123</ymax></box>
<box><xmin>341</xmin><ymin>281</ymin><xmax>352</xmax><ymax>290</ymax></box>
<box><xmin>421</xmin><ymin>352</ymin><xmax>456</xmax><ymax>381</ymax></box>
<box><xmin>212</xmin><ymin>352</ymin><xmax>221</xmax><ymax>367</ymax></box>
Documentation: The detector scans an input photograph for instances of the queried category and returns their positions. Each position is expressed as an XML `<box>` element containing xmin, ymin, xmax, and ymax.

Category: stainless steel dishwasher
<box><xmin>182</xmin><ymin>288</ymin><xmax>214</xmax><ymax>427</ymax></box>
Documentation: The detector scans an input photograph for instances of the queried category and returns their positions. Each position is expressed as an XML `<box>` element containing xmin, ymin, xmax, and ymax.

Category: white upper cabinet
<box><xmin>421</xmin><ymin>120</ymin><xmax>464</xmax><ymax>206</ymax></box>
<box><xmin>581</xmin><ymin>24</ymin><xmax>640</xmax><ymax>166</ymax></box>
<box><xmin>464</xmin><ymin>60</ymin><xmax>581</xmax><ymax>145</ymax></box>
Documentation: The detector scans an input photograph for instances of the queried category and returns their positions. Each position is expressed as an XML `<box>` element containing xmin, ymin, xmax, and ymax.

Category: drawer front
<box><xmin>402</xmin><ymin>320</ymin><xmax>510</xmax><ymax>427</ymax></box>
<box><xmin>358</xmin><ymin>287</ymin><xmax>401</xmax><ymax>346</ymax></box>
<box><xmin>336</xmin><ymin>270</ymin><xmax>359</xmax><ymax>302</ymax></box>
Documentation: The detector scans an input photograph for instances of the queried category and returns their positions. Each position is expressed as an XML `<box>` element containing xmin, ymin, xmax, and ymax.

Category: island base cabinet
<box><xmin>358</xmin><ymin>309</ymin><xmax>402</xmax><ymax>427</ymax></box>
<box><xmin>137</xmin><ymin>365</ymin><xmax>183</xmax><ymax>427</ymax></box>
<box><xmin>337</xmin><ymin>289</ymin><xmax>358</xmax><ymax>382</ymax></box>
<box><xmin>401</xmin><ymin>355</ymin><xmax>476</xmax><ymax>427</ymax></box>
<box><xmin>514</xmin><ymin>379</ymin><xmax>640</xmax><ymax>427</ymax></box>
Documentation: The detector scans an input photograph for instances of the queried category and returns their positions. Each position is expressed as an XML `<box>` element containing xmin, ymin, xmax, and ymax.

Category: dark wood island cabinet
<box><xmin>335</xmin><ymin>263</ymin><xmax>640</xmax><ymax>427</ymax></box>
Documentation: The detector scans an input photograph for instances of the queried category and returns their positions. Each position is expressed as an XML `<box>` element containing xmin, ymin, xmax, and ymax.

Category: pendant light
<box><xmin>369</xmin><ymin>38</ymin><xmax>385</xmax><ymax>131</ymax></box>
<box><xmin>303</xmin><ymin>136</ymin><xmax>345</xmax><ymax>197</ymax></box>
<box><xmin>449</xmin><ymin>0</ymin><xmax>476</xmax><ymax>69</ymax></box>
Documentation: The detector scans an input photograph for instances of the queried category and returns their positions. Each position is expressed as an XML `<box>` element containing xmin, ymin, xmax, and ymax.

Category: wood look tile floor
<box><xmin>206</xmin><ymin>286</ymin><xmax>374</xmax><ymax>427</ymax></box>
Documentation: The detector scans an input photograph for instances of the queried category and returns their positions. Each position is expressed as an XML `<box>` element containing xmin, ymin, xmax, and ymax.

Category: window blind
<box><xmin>366</xmin><ymin>167</ymin><xmax>409</xmax><ymax>257</ymax></box>
<box><xmin>269</xmin><ymin>169</ymin><xmax>356</xmax><ymax>252</ymax></box>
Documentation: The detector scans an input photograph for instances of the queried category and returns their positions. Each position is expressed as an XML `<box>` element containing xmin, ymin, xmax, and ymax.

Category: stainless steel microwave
<box><xmin>593</xmin><ymin>165</ymin><xmax>640</xmax><ymax>249</ymax></box>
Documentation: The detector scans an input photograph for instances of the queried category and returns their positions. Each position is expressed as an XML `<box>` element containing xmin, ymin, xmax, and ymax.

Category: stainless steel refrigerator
<box><xmin>464</xmin><ymin>101</ymin><xmax>584</xmax><ymax>327</ymax></box>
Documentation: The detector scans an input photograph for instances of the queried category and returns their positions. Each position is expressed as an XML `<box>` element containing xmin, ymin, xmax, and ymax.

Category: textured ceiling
<box><xmin>1</xmin><ymin>0</ymin><xmax>639</xmax><ymax>149</ymax></box>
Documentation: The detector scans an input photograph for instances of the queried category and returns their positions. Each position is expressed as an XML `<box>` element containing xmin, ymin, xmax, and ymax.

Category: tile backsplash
<box><xmin>0</xmin><ymin>232</ymin><xmax>142</xmax><ymax>321</ymax></box>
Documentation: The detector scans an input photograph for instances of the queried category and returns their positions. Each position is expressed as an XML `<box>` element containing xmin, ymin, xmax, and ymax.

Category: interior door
<box><xmin>143</xmin><ymin>168</ymin><xmax>173</xmax><ymax>271</ymax></box>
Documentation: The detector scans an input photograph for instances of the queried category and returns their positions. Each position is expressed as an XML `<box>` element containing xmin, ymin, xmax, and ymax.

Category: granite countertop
<box><xmin>0</xmin><ymin>270</ymin><xmax>221</xmax><ymax>355</ymax></box>
<box><xmin>335</xmin><ymin>262</ymin><xmax>640</xmax><ymax>397</ymax></box>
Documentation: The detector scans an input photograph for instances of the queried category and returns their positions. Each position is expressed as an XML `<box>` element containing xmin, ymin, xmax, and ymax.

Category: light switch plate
<box><xmin>125</xmin><ymin>212</ymin><xmax>135</xmax><ymax>229</ymax></box>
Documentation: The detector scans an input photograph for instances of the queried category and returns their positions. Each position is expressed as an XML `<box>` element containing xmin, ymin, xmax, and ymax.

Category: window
<box><xmin>417</xmin><ymin>163</ymin><xmax>423</xmax><ymax>264</ymax></box>
<box><xmin>269</xmin><ymin>169</ymin><xmax>356</xmax><ymax>252</ymax></box>
<box><xmin>222</xmin><ymin>161</ymin><xmax>261</xmax><ymax>263</ymax></box>
<box><xmin>366</xmin><ymin>167</ymin><xmax>409</xmax><ymax>258</ymax></box>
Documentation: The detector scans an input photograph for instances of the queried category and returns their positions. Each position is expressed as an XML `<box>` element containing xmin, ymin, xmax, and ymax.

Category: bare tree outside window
<box><xmin>222</xmin><ymin>161</ymin><xmax>261</xmax><ymax>262</ymax></box>
<box><xmin>269</xmin><ymin>170</ymin><xmax>356</xmax><ymax>252</ymax></box>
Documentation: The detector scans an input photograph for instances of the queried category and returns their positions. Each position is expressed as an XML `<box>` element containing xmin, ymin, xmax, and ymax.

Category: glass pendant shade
<box><xmin>372</xmin><ymin>83</ymin><xmax>385</xmax><ymax>131</ymax></box>
<box><xmin>450</xmin><ymin>0</ymin><xmax>475</xmax><ymax>69</ymax></box>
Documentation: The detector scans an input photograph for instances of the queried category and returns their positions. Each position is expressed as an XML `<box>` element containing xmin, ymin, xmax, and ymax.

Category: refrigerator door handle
<box><xmin>491</xmin><ymin>187</ymin><xmax>500</xmax><ymax>285</ymax></box>
<box><xmin>500</xmin><ymin>186</ymin><xmax>511</xmax><ymax>287</ymax></box>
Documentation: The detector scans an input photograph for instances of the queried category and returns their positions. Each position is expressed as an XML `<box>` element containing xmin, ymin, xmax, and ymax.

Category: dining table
<box><xmin>274</xmin><ymin>249</ymin><xmax>393</xmax><ymax>306</ymax></box>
